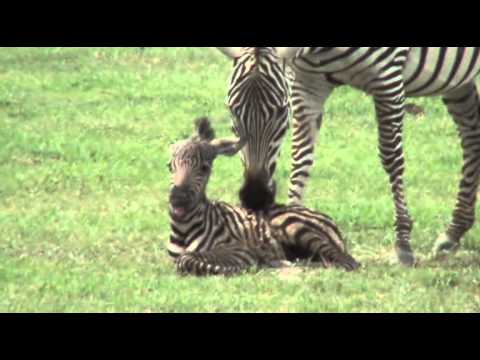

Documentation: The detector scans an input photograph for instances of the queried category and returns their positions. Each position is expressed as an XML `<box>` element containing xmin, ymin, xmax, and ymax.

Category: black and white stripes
<box><xmin>224</xmin><ymin>48</ymin><xmax>290</xmax><ymax>210</ymax></box>
<box><xmin>167</xmin><ymin>118</ymin><xmax>359</xmax><ymax>276</ymax></box>
<box><xmin>217</xmin><ymin>47</ymin><xmax>480</xmax><ymax>266</ymax></box>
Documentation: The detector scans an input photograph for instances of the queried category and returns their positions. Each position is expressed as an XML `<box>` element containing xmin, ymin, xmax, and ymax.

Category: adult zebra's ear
<box><xmin>216</xmin><ymin>47</ymin><xmax>244</xmax><ymax>59</ymax></box>
<box><xmin>211</xmin><ymin>136</ymin><xmax>247</xmax><ymax>157</ymax></box>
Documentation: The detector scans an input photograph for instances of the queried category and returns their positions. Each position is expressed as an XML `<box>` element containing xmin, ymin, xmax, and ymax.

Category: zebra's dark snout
<box><xmin>170</xmin><ymin>186</ymin><xmax>194</xmax><ymax>208</ymax></box>
<box><xmin>239</xmin><ymin>173</ymin><xmax>275</xmax><ymax>211</ymax></box>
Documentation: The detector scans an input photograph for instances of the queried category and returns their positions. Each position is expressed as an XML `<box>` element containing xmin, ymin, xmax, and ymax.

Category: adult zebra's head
<box><xmin>218</xmin><ymin>47</ymin><xmax>290</xmax><ymax>210</ymax></box>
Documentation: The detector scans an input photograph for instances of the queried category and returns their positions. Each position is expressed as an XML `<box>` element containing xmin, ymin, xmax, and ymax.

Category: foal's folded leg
<box><xmin>176</xmin><ymin>246</ymin><xmax>261</xmax><ymax>276</ymax></box>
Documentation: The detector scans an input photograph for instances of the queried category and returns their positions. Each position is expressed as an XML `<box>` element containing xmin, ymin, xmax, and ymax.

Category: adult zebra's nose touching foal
<box><xmin>218</xmin><ymin>47</ymin><xmax>480</xmax><ymax>266</ymax></box>
<box><xmin>167</xmin><ymin>118</ymin><xmax>360</xmax><ymax>276</ymax></box>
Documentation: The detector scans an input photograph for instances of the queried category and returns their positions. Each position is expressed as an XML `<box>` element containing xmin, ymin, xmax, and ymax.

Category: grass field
<box><xmin>1</xmin><ymin>47</ymin><xmax>479</xmax><ymax>312</ymax></box>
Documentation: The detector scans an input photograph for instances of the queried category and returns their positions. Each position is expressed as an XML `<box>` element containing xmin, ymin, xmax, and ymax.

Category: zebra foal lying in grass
<box><xmin>167</xmin><ymin>117</ymin><xmax>360</xmax><ymax>276</ymax></box>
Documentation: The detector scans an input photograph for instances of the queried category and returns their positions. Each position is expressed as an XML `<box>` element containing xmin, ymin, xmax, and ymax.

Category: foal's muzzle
<box><xmin>169</xmin><ymin>186</ymin><xmax>195</xmax><ymax>218</ymax></box>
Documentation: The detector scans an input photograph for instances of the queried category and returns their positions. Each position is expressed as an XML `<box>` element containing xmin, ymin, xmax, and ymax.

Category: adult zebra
<box><xmin>217</xmin><ymin>47</ymin><xmax>480</xmax><ymax>266</ymax></box>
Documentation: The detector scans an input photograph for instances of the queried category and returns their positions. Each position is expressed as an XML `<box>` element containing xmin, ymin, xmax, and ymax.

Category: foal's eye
<box><xmin>166</xmin><ymin>162</ymin><xmax>172</xmax><ymax>172</ymax></box>
<box><xmin>200</xmin><ymin>164</ymin><xmax>211</xmax><ymax>173</ymax></box>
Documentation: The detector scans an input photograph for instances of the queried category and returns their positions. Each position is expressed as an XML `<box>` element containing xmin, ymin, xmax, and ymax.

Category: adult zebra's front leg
<box><xmin>374</xmin><ymin>89</ymin><xmax>415</xmax><ymax>266</ymax></box>
<box><xmin>435</xmin><ymin>82</ymin><xmax>480</xmax><ymax>254</ymax></box>
<box><xmin>287</xmin><ymin>74</ymin><xmax>334</xmax><ymax>204</ymax></box>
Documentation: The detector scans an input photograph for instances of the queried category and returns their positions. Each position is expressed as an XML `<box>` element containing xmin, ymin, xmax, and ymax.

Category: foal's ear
<box><xmin>211</xmin><ymin>136</ymin><xmax>247</xmax><ymax>157</ymax></box>
<box><xmin>194</xmin><ymin>117</ymin><xmax>215</xmax><ymax>141</ymax></box>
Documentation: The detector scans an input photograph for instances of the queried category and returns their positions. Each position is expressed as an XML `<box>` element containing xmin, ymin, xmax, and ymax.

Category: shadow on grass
<box><xmin>420</xmin><ymin>251</ymin><xmax>480</xmax><ymax>269</ymax></box>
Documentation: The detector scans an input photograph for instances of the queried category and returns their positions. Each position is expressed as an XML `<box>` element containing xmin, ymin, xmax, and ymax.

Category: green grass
<box><xmin>1</xmin><ymin>47</ymin><xmax>479</xmax><ymax>312</ymax></box>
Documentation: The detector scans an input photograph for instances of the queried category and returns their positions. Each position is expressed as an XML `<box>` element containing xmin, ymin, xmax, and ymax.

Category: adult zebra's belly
<box><xmin>404</xmin><ymin>47</ymin><xmax>480</xmax><ymax>97</ymax></box>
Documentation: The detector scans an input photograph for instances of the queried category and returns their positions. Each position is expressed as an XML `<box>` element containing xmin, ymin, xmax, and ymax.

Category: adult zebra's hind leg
<box><xmin>435</xmin><ymin>82</ymin><xmax>480</xmax><ymax>254</ymax></box>
<box><xmin>374</xmin><ymin>88</ymin><xmax>415</xmax><ymax>266</ymax></box>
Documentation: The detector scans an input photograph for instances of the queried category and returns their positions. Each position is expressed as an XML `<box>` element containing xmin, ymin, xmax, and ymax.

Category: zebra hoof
<box><xmin>433</xmin><ymin>233</ymin><xmax>460</xmax><ymax>255</ymax></box>
<box><xmin>395</xmin><ymin>241</ymin><xmax>415</xmax><ymax>267</ymax></box>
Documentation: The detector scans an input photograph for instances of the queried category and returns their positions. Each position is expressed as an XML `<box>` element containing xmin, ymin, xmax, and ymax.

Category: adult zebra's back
<box><xmin>217</xmin><ymin>47</ymin><xmax>480</xmax><ymax>266</ymax></box>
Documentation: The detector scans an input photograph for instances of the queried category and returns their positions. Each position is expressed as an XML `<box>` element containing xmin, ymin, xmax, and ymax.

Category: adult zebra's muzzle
<box><xmin>239</xmin><ymin>168</ymin><xmax>276</xmax><ymax>211</ymax></box>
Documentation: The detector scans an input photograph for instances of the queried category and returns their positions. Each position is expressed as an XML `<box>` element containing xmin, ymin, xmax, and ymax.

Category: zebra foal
<box><xmin>167</xmin><ymin>117</ymin><xmax>360</xmax><ymax>276</ymax></box>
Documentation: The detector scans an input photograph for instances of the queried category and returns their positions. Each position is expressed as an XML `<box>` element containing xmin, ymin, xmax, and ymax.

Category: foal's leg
<box><xmin>176</xmin><ymin>246</ymin><xmax>259</xmax><ymax>276</ymax></box>
<box><xmin>176</xmin><ymin>242</ymin><xmax>288</xmax><ymax>276</ymax></box>
<box><xmin>270</xmin><ymin>207</ymin><xmax>360</xmax><ymax>271</ymax></box>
